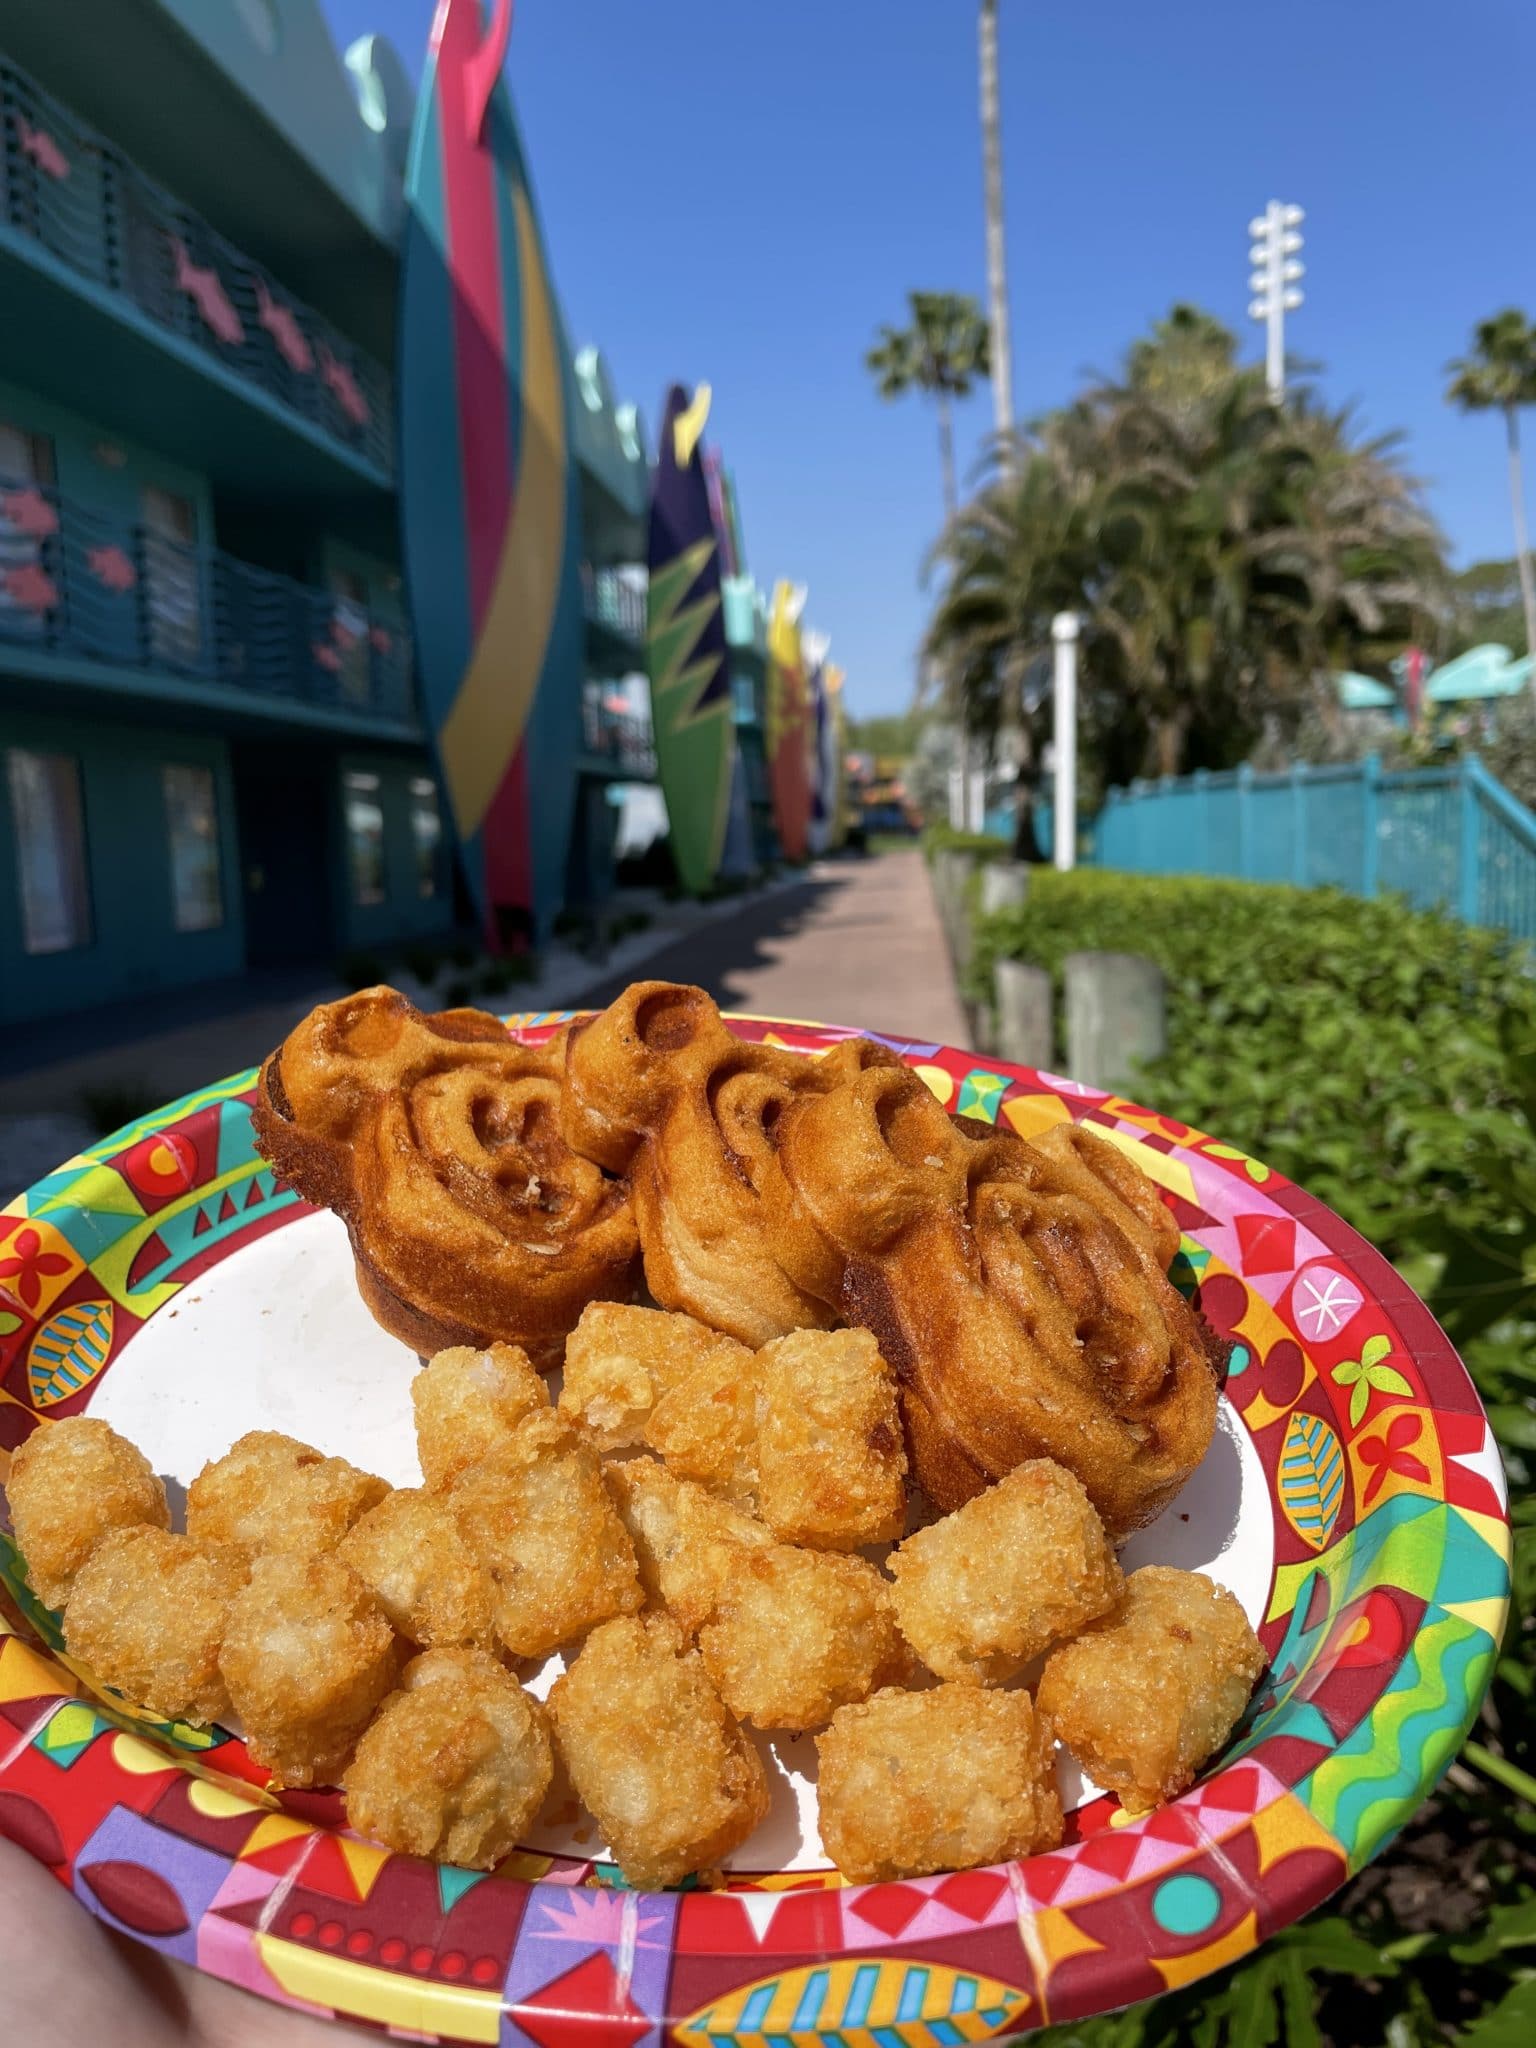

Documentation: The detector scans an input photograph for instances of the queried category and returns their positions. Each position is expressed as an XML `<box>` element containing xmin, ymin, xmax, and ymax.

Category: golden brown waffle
<box><xmin>559</xmin><ymin>982</ymin><xmax>900</xmax><ymax>1347</ymax></box>
<box><xmin>251</xmin><ymin>987</ymin><xmax>638</xmax><ymax>1366</ymax></box>
<box><xmin>761</xmin><ymin>1063</ymin><xmax>1223</xmax><ymax>1536</ymax></box>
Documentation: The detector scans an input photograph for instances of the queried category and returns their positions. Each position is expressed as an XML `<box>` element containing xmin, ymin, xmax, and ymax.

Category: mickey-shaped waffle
<box><xmin>760</xmin><ymin>1062</ymin><xmax>1225</xmax><ymax>1536</ymax></box>
<box><xmin>251</xmin><ymin>988</ymin><xmax>638</xmax><ymax>1366</ymax></box>
<box><xmin>560</xmin><ymin>982</ymin><xmax>901</xmax><ymax>1347</ymax></box>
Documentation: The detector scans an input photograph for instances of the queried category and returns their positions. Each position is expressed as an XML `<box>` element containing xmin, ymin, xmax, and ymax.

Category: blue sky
<box><xmin>321</xmin><ymin>0</ymin><xmax>1533</xmax><ymax>716</ymax></box>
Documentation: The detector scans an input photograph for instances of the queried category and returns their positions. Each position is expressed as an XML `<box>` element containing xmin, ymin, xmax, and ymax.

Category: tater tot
<box><xmin>560</xmin><ymin>1303</ymin><xmax>758</xmax><ymax>1504</ymax></box>
<box><xmin>412</xmin><ymin>1343</ymin><xmax>549</xmax><ymax>1493</ymax></box>
<box><xmin>604</xmin><ymin>1457</ymin><xmax>773</xmax><ymax>1638</ymax></box>
<box><xmin>754</xmin><ymin>1328</ymin><xmax>906</xmax><ymax>1548</ymax></box>
<box><xmin>697</xmin><ymin>1546</ymin><xmax>910</xmax><ymax>1731</ymax></box>
<box><xmin>6</xmin><ymin>1416</ymin><xmax>169</xmax><ymax>1611</ymax></box>
<box><xmin>1037</xmin><ymin>1566</ymin><xmax>1266</xmax><ymax>1813</ymax></box>
<box><xmin>186</xmin><ymin>1430</ymin><xmax>387</xmax><ymax>1570</ymax></box>
<box><xmin>888</xmin><ymin>1459</ymin><xmax>1122</xmax><ymax>1684</ymax></box>
<box><xmin>219</xmin><ymin>1552</ymin><xmax>401</xmax><ymax>1787</ymax></box>
<box><xmin>816</xmin><ymin>1684</ymin><xmax>1063</xmax><ymax>1883</ymax></box>
<box><xmin>63</xmin><ymin>1526</ymin><xmax>243</xmax><ymax>1727</ymax></box>
<box><xmin>344</xmin><ymin>1647</ymin><xmax>553</xmax><ymax>1868</ymax></box>
<box><xmin>548</xmin><ymin>1613</ymin><xmax>768</xmax><ymax>1888</ymax></box>
<box><xmin>338</xmin><ymin>1489</ymin><xmax>497</xmax><ymax>1651</ymax></box>
<box><xmin>448</xmin><ymin>1412</ymin><xmax>641</xmax><ymax>1659</ymax></box>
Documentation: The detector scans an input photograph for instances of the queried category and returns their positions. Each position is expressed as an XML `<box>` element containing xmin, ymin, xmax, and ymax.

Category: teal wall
<box><xmin>0</xmin><ymin>704</ymin><xmax>243</xmax><ymax>1025</ymax></box>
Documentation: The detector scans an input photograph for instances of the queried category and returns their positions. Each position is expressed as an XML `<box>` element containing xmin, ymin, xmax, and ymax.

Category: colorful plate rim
<box><xmin>0</xmin><ymin>1011</ymin><xmax>1511</xmax><ymax>2044</ymax></box>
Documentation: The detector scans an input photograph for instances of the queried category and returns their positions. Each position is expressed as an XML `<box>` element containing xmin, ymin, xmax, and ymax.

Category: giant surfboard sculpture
<box><xmin>646</xmin><ymin>383</ymin><xmax>736</xmax><ymax>896</ymax></box>
<box><xmin>766</xmin><ymin>579</ymin><xmax>813</xmax><ymax>862</ymax></box>
<box><xmin>400</xmin><ymin>0</ymin><xmax>586</xmax><ymax>940</ymax></box>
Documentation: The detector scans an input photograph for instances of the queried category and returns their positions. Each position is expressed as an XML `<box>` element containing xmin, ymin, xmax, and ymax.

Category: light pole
<box><xmin>1051</xmin><ymin>612</ymin><xmax>1078</xmax><ymax>871</ymax></box>
<box><xmin>1248</xmin><ymin>201</ymin><xmax>1304</xmax><ymax>403</ymax></box>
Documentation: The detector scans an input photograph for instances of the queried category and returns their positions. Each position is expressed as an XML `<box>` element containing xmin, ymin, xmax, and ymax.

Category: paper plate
<box><xmin>0</xmin><ymin>1014</ymin><xmax>1511</xmax><ymax>2042</ymax></box>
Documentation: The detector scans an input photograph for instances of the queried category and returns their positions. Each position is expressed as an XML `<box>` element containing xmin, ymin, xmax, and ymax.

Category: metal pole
<box><xmin>1265</xmin><ymin>199</ymin><xmax>1285</xmax><ymax>403</ymax></box>
<box><xmin>1052</xmin><ymin>612</ymin><xmax>1078</xmax><ymax>871</ymax></box>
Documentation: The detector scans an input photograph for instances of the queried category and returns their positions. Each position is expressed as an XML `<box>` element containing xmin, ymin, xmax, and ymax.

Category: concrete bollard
<box><xmin>1063</xmin><ymin>951</ymin><xmax>1167</xmax><ymax>1093</ymax></box>
<box><xmin>980</xmin><ymin>861</ymin><xmax>1030</xmax><ymax>917</ymax></box>
<box><xmin>968</xmin><ymin>998</ymin><xmax>997</xmax><ymax>1057</ymax></box>
<box><xmin>934</xmin><ymin>850</ymin><xmax>976</xmax><ymax>960</ymax></box>
<box><xmin>994</xmin><ymin>959</ymin><xmax>1054</xmax><ymax>1072</ymax></box>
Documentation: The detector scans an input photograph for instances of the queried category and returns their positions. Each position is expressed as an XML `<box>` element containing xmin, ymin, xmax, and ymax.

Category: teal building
<box><xmin>0</xmin><ymin>1</ymin><xmax>653</xmax><ymax>1031</ymax></box>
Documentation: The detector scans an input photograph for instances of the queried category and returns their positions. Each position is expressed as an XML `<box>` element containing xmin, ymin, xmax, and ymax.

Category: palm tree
<box><xmin>978</xmin><ymin>2</ymin><xmax>1013</xmax><ymax>442</ymax></box>
<box><xmin>866</xmin><ymin>292</ymin><xmax>990</xmax><ymax>522</ymax></box>
<box><xmin>1447</xmin><ymin>309</ymin><xmax>1536</xmax><ymax>686</ymax></box>
<box><xmin>927</xmin><ymin>307</ymin><xmax>1444</xmax><ymax>790</ymax></box>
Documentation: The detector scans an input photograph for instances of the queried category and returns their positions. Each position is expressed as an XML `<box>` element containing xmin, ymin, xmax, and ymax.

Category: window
<box><xmin>162</xmin><ymin>763</ymin><xmax>223</xmax><ymax>932</ymax></box>
<box><xmin>7</xmin><ymin>748</ymin><xmax>91</xmax><ymax>954</ymax></box>
<box><xmin>141</xmin><ymin>485</ymin><xmax>203</xmax><ymax>667</ymax></box>
<box><xmin>409</xmin><ymin>776</ymin><xmax>441</xmax><ymax>899</ymax></box>
<box><xmin>344</xmin><ymin>769</ymin><xmax>386</xmax><ymax>906</ymax></box>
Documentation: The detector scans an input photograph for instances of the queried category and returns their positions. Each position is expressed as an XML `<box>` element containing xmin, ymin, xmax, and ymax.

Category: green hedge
<box><xmin>972</xmin><ymin>869</ymin><xmax>1536</xmax><ymax>2047</ymax></box>
<box><xmin>920</xmin><ymin>821</ymin><xmax>1013</xmax><ymax>863</ymax></box>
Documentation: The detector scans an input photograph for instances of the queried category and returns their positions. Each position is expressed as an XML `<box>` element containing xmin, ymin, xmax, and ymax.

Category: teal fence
<box><xmin>1092</xmin><ymin>755</ymin><xmax>1536</xmax><ymax>942</ymax></box>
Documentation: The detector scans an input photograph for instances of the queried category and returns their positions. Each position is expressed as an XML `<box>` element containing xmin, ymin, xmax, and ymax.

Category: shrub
<box><xmin>336</xmin><ymin>950</ymin><xmax>387</xmax><ymax>990</ymax></box>
<box><xmin>974</xmin><ymin>866</ymin><xmax>1536</xmax><ymax>2045</ymax></box>
<box><xmin>922</xmin><ymin>821</ymin><xmax>1012</xmax><ymax>864</ymax></box>
<box><xmin>400</xmin><ymin>943</ymin><xmax>443</xmax><ymax>986</ymax></box>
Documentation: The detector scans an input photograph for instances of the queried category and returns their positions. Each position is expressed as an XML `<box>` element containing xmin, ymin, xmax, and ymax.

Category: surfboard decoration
<box><xmin>766</xmin><ymin>579</ymin><xmax>813</xmax><ymax>863</ymax></box>
<box><xmin>824</xmin><ymin>661</ymin><xmax>848</xmax><ymax>849</ymax></box>
<box><xmin>646</xmin><ymin>383</ymin><xmax>736</xmax><ymax>896</ymax></box>
<box><xmin>804</xmin><ymin>628</ymin><xmax>831</xmax><ymax>856</ymax></box>
<box><xmin>399</xmin><ymin>0</ymin><xmax>587</xmax><ymax>942</ymax></box>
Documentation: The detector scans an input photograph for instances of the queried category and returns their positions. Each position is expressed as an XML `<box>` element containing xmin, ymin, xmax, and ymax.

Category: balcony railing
<box><xmin>583</xmin><ymin>565</ymin><xmax>647</xmax><ymax>644</ymax></box>
<box><xmin>0</xmin><ymin>56</ymin><xmax>394</xmax><ymax>477</ymax></box>
<box><xmin>581</xmin><ymin>686</ymin><xmax>655</xmax><ymax>777</ymax></box>
<box><xmin>0</xmin><ymin>473</ymin><xmax>415</xmax><ymax>726</ymax></box>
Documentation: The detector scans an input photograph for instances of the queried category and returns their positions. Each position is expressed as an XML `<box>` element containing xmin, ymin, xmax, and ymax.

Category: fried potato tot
<box><xmin>816</xmin><ymin>1683</ymin><xmax>1063</xmax><ymax>1883</ymax></box>
<box><xmin>1037</xmin><ymin>1565</ymin><xmax>1266</xmax><ymax>1813</ymax></box>
<box><xmin>448</xmin><ymin>1412</ymin><xmax>641</xmax><ymax>1659</ymax></box>
<box><xmin>412</xmin><ymin>1343</ymin><xmax>549</xmax><ymax>1493</ymax></box>
<box><xmin>560</xmin><ymin>1303</ymin><xmax>759</xmax><ymax>1504</ymax></box>
<box><xmin>888</xmin><ymin>1459</ymin><xmax>1122</xmax><ymax>1684</ymax></box>
<box><xmin>604</xmin><ymin>1457</ymin><xmax>773</xmax><ymax>1638</ymax></box>
<box><xmin>548</xmin><ymin>1613</ymin><xmax>768</xmax><ymax>1888</ymax></box>
<box><xmin>344</xmin><ymin>1647</ymin><xmax>553</xmax><ymax>1868</ymax></box>
<box><xmin>219</xmin><ymin>1552</ymin><xmax>401</xmax><ymax>1787</ymax></box>
<box><xmin>338</xmin><ymin>1488</ymin><xmax>497</xmax><ymax>1651</ymax></box>
<box><xmin>186</xmin><ymin>1430</ymin><xmax>387</xmax><ymax>1571</ymax></box>
<box><xmin>754</xmin><ymin>1328</ymin><xmax>906</xmax><ymax>1548</ymax></box>
<box><xmin>63</xmin><ymin>1526</ymin><xmax>243</xmax><ymax>1727</ymax></box>
<box><xmin>697</xmin><ymin>1546</ymin><xmax>910</xmax><ymax>1731</ymax></box>
<box><xmin>6</xmin><ymin>1416</ymin><xmax>169</xmax><ymax>1611</ymax></box>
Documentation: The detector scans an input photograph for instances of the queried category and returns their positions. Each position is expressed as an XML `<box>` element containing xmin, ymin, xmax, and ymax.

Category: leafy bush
<box><xmin>336</xmin><ymin>950</ymin><xmax>388</xmax><ymax>990</ymax></box>
<box><xmin>973</xmin><ymin>868</ymin><xmax>1536</xmax><ymax>2045</ymax></box>
<box><xmin>922</xmin><ymin>821</ymin><xmax>1012</xmax><ymax>863</ymax></box>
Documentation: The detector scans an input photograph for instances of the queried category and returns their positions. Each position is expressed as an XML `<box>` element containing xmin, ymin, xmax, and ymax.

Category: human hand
<box><xmin>0</xmin><ymin>1839</ymin><xmax>370</xmax><ymax>2048</ymax></box>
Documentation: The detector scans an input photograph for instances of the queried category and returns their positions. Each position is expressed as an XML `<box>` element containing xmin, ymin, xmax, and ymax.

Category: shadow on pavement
<box><xmin>577</xmin><ymin>870</ymin><xmax>849</xmax><ymax>1012</ymax></box>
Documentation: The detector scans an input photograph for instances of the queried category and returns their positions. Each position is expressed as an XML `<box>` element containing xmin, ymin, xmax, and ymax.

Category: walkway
<box><xmin>0</xmin><ymin>852</ymin><xmax>966</xmax><ymax>1193</ymax></box>
<box><xmin>582</xmin><ymin>850</ymin><xmax>968</xmax><ymax>1045</ymax></box>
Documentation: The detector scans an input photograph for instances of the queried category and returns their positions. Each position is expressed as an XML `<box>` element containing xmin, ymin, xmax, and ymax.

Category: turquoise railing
<box><xmin>0</xmin><ymin>54</ymin><xmax>394</xmax><ymax>478</ymax></box>
<box><xmin>1092</xmin><ymin>755</ymin><xmax>1536</xmax><ymax>942</ymax></box>
<box><xmin>0</xmin><ymin>470</ymin><xmax>416</xmax><ymax>726</ymax></box>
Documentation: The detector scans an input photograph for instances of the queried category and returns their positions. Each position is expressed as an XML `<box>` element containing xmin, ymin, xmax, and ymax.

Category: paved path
<box><xmin>582</xmin><ymin>850</ymin><xmax>969</xmax><ymax>1045</ymax></box>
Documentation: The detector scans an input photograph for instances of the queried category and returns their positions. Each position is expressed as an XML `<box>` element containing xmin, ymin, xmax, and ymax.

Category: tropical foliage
<box><xmin>1447</xmin><ymin>558</ymin><xmax>1531</xmax><ymax>661</ymax></box>
<box><xmin>1446</xmin><ymin>310</ymin><xmax>1536</xmax><ymax>672</ymax></box>
<box><xmin>925</xmin><ymin>307</ymin><xmax>1445</xmax><ymax>800</ymax></box>
<box><xmin>968</xmin><ymin>867</ymin><xmax>1536</xmax><ymax>2047</ymax></box>
<box><xmin>866</xmin><ymin>291</ymin><xmax>991</xmax><ymax>521</ymax></box>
